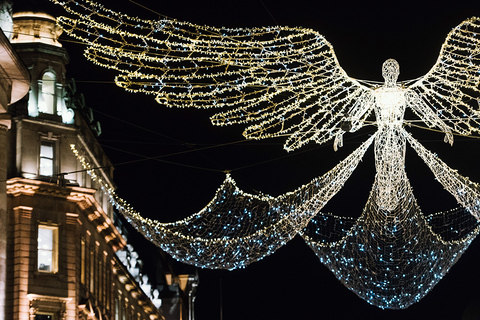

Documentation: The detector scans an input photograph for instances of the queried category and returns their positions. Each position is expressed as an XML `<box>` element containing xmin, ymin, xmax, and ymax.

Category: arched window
<box><xmin>39</xmin><ymin>71</ymin><xmax>56</xmax><ymax>114</ymax></box>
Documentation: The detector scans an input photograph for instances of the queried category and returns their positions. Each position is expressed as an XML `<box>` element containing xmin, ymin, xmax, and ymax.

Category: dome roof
<box><xmin>11</xmin><ymin>11</ymin><xmax>62</xmax><ymax>47</ymax></box>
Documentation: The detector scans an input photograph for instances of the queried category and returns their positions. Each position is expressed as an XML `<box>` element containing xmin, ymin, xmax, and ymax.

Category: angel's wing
<box><xmin>409</xmin><ymin>17</ymin><xmax>480</xmax><ymax>137</ymax></box>
<box><xmin>51</xmin><ymin>0</ymin><xmax>372</xmax><ymax>151</ymax></box>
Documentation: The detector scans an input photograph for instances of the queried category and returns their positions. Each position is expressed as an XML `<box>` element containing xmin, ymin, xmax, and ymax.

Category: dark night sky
<box><xmin>14</xmin><ymin>0</ymin><xmax>480</xmax><ymax>319</ymax></box>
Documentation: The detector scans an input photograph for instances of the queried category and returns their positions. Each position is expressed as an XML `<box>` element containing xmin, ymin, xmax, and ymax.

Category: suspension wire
<box><xmin>3</xmin><ymin>124</ymin><xmax>469</xmax><ymax>184</ymax></box>
<box><xmin>99</xmin><ymin>143</ymin><xmax>226</xmax><ymax>172</ymax></box>
<box><xmin>406</xmin><ymin>122</ymin><xmax>480</xmax><ymax>139</ymax></box>
<box><xmin>93</xmin><ymin>113</ymin><xmax>378</xmax><ymax>173</ymax></box>
<box><xmin>92</xmin><ymin>108</ymin><xmax>247</xmax><ymax>172</ymax></box>
<box><xmin>46</xmin><ymin>117</ymin><xmax>475</xmax><ymax>180</ymax></box>
<box><xmin>93</xmin><ymin>108</ymin><xmax>188</xmax><ymax>144</ymax></box>
<box><xmin>231</xmin><ymin>131</ymin><xmax>375</xmax><ymax>172</ymax></box>
<box><xmin>259</xmin><ymin>0</ymin><xmax>279</xmax><ymax>25</ymax></box>
<box><xmin>128</xmin><ymin>0</ymin><xmax>161</xmax><ymax>16</ymax></box>
<box><xmin>98</xmin><ymin>138</ymin><xmax>283</xmax><ymax>146</ymax></box>
<box><xmin>98</xmin><ymin>141</ymin><xmax>245</xmax><ymax>173</ymax></box>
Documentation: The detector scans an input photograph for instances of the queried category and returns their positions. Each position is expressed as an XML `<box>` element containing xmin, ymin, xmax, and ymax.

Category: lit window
<box><xmin>35</xmin><ymin>314</ymin><xmax>55</xmax><ymax>320</ymax></box>
<box><xmin>90</xmin><ymin>249</ymin><xmax>94</xmax><ymax>292</ymax></box>
<box><xmin>37</xmin><ymin>225</ymin><xmax>58</xmax><ymax>273</ymax></box>
<box><xmin>115</xmin><ymin>297</ymin><xmax>120</xmax><ymax>320</ymax></box>
<box><xmin>39</xmin><ymin>72</ymin><xmax>56</xmax><ymax>114</ymax></box>
<box><xmin>99</xmin><ymin>257</ymin><xmax>104</xmax><ymax>301</ymax></box>
<box><xmin>80</xmin><ymin>238</ymin><xmax>86</xmax><ymax>284</ymax></box>
<box><xmin>39</xmin><ymin>141</ymin><xmax>54</xmax><ymax>176</ymax></box>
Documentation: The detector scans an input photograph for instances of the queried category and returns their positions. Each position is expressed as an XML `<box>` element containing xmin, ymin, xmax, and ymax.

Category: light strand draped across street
<box><xmin>52</xmin><ymin>0</ymin><xmax>480</xmax><ymax>309</ymax></box>
<box><xmin>70</xmin><ymin>135</ymin><xmax>374</xmax><ymax>269</ymax></box>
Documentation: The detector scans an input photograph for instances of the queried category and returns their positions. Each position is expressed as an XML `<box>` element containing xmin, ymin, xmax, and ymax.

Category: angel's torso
<box><xmin>373</xmin><ymin>86</ymin><xmax>406</xmax><ymax>127</ymax></box>
<box><xmin>372</xmin><ymin>86</ymin><xmax>408</xmax><ymax>211</ymax></box>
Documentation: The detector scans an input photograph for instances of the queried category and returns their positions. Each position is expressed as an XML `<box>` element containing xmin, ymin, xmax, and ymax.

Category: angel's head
<box><xmin>382</xmin><ymin>59</ymin><xmax>400</xmax><ymax>87</ymax></box>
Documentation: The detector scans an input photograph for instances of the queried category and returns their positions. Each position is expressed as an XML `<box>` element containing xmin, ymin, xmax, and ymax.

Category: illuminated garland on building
<box><xmin>53</xmin><ymin>0</ymin><xmax>480</xmax><ymax>309</ymax></box>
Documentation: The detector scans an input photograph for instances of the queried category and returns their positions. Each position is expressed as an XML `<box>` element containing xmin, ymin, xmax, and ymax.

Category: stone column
<box><xmin>65</xmin><ymin>213</ymin><xmax>79</xmax><ymax>319</ymax></box>
<box><xmin>12</xmin><ymin>205</ymin><xmax>33</xmax><ymax>320</ymax></box>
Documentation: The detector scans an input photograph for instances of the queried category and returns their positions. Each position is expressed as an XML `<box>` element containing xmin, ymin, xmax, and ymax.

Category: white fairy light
<box><xmin>54</xmin><ymin>0</ymin><xmax>480</xmax><ymax>309</ymax></box>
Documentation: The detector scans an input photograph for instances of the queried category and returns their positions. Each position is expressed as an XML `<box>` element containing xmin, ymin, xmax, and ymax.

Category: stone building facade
<box><xmin>0</xmin><ymin>7</ymin><xmax>197</xmax><ymax>320</ymax></box>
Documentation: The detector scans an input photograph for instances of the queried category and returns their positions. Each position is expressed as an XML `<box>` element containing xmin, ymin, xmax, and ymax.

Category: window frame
<box><xmin>34</xmin><ymin>313</ymin><xmax>57</xmax><ymax>320</ymax></box>
<box><xmin>39</xmin><ymin>140</ymin><xmax>55</xmax><ymax>177</ymax></box>
<box><xmin>37</xmin><ymin>224</ymin><xmax>59</xmax><ymax>274</ymax></box>
<box><xmin>39</xmin><ymin>71</ymin><xmax>57</xmax><ymax>115</ymax></box>
<box><xmin>80</xmin><ymin>238</ymin><xmax>86</xmax><ymax>284</ymax></box>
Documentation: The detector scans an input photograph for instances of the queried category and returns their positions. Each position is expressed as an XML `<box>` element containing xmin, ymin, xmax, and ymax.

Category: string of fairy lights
<box><xmin>51</xmin><ymin>0</ymin><xmax>480</xmax><ymax>309</ymax></box>
<box><xmin>71</xmin><ymin>135</ymin><xmax>374</xmax><ymax>269</ymax></box>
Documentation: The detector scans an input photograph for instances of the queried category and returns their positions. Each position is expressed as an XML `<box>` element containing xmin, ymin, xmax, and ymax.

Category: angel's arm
<box><xmin>332</xmin><ymin>90</ymin><xmax>374</xmax><ymax>151</ymax></box>
<box><xmin>348</xmin><ymin>91</ymin><xmax>375</xmax><ymax>132</ymax></box>
<box><xmin>406</xmin><ymin>90</ymin><xmax>454</xmax><ymax>145</ymax></box>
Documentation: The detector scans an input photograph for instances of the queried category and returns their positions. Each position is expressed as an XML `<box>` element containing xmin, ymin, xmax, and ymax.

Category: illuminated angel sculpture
<box><xmin>51</xmin><ymin>0</ymin><xmax>480</xmax><ymax>309</ymax></box>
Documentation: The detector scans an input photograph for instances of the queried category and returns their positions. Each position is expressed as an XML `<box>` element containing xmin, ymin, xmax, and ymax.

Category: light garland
<box><xmin>71</xmin><ymin>135</ymin><xmax>374</xmax><ymax>269</ymax></box>
<box><xmin>53</xmin><ymin>0</ymin><xmax>480</xmax><ymax>309</ymax></box>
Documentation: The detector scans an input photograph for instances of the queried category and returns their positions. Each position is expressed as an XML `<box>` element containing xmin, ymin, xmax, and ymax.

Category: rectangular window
<box><xmin>115</xmin><ymin>297</ymin><xmax>120</xmax><ymax>320</ymax></box>
<box><xmin>122</xmin><ymin>298</ymin><xmax>126</xmax><ymax>320</ymax></box>
<box><xmin>80</xmin><ymin>238</ymin><xmax>86</xmax><ymax>284</ymax></box>
<box><xmin>37</xmin><ymin>225</ymin><xmax>58</xmax><ymax>273</ymax></box>
<box><xmin>35</xmin><ymin>314</ymin><xmax>55</xmax><ymax>320</ymax></box>
<box><xmin>90</xmin><ymin>248</ymin><xmax>95</xmax><ymax>292</ymax></box>
<box><xmin>99</xmin><ymin>256</ymin><xmax>104</xmax><ymax>302</ymax></box>
<box><xmin>106</xmin><ymin>261</ymin><xmax>111</xmax><ymax>310</ymax></box>
<box><xmin>39</xmin><ymin>141</ymin><xmax>54</xmax><ymax>176</ymax></box>
<box><xmin>95</xmin><ymin>248</ymin><xmax>99</xmax><ymax>297</ymax></box>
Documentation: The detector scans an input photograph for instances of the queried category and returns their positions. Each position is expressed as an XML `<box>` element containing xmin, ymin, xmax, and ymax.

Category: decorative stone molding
<box><xmin>7</xmin><ymin>177</ymin><xmax>126</xmax><ymax>251</ymax></box>
<box><xmin>27</xmin><ymin>294</ymin><xmax>70</xmax><ymax>319</ymax></box>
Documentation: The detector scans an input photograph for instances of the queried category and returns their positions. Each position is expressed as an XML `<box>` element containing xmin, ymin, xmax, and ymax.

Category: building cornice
<box><xmin>7</xmin><ymin>177</ymin><xmax>127</xmax><ymax>251</ymax></box>
<box><xmin>12</xmin><ymin>42</ymin><xmax>69</xmax><ymax>64</ymax></box>
<box><xmin>16</xmin><ymin>115</ymin><xmax>77</xmax><ymax>131</ymax></box>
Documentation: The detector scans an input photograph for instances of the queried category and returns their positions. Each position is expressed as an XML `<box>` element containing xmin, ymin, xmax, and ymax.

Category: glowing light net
<box><xmin>302</xmin><ymin>131</ymin><xmax>480</xmax><ymax>309</ymax></box>
<box><xmin>53</xmin><ymin>0</ymin><xmax>480</xmax><ymax>309</ymax></box>
<box><xmin>71</xmin><ymin>135</ymin><xmax>374</xmax><ymax>270</ymax></box>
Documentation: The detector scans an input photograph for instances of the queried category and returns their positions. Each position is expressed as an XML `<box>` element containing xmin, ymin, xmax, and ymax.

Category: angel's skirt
<box><xmin>302</xmin><ymin>128</ymin><xmax>480</xmax><ymax>309</ymax></box>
